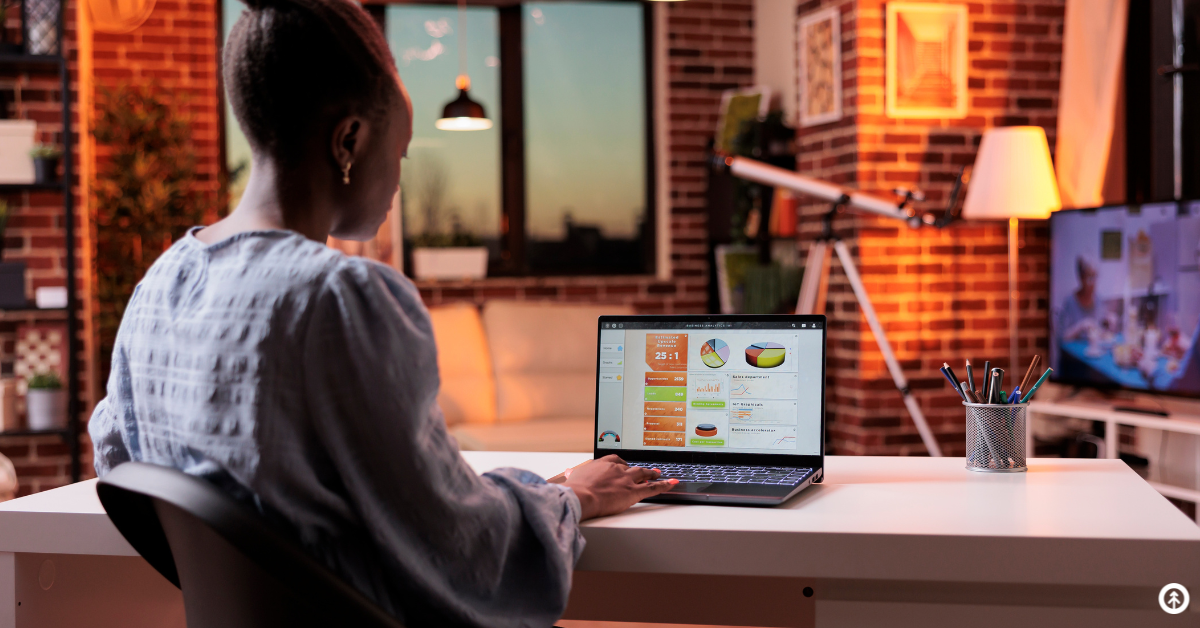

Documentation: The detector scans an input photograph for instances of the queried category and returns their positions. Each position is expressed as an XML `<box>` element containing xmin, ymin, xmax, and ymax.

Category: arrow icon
<box><xmin>1160</xmin><ymin>583</ymin><xmax>1190</xmax><ymax>614</ymax></box>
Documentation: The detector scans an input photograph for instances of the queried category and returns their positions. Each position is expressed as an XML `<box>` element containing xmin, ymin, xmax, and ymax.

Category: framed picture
<box><xmin>714</xmin><ymin>86</ymin><xmax>771</xmax><ymax>154</ymax></box>
<box><xmin>798</xmin><ymin>7</ymin><xmax>842</xmax><ymax>128</ymax></box>
<box><xmin>885</xmin><ymin>2</ymin><xmax>968</xmax><ymax>119</ymax></box>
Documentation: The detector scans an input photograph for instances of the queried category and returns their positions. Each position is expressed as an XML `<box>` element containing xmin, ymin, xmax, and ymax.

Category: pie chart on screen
<box><xmin>745</xmin><ymin>342</ymin><xmax>786</xmax><ymax>368</ymax></box>
<box><xmin>700</xmin><ymin>339</ymin><xmax>730</xmax><ymax>368</ymax></box>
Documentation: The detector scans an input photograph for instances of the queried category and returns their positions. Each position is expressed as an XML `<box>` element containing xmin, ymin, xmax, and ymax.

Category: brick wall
<box><xmin>0</xmin><ymin>0</ymin><xmax>221</xmax><ymax>496</ymax></box>
<box><xmin>796</xmin><ymin>0</ymin><xmax>1063</xmax><ymax>455</ymax></box>
<box><xmin>89</xmin><ymin>0</ymin><xmax>221</xmax><ymax>197</ymax></box>
<box><xmin>0</xmin><ymin>0</ymin><xmax>84</xmax><ymax>495</ymax></box>
<box><xmin>418</xmin><ymin>0</ymin><xmax>755</xmax><ymax>313</ymax></box>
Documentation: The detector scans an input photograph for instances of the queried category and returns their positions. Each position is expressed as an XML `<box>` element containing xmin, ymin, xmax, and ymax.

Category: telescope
<box><xmin>713</xmin><ymin>154</ymin><xmax>969</xmax><ymax>457</ymax></box>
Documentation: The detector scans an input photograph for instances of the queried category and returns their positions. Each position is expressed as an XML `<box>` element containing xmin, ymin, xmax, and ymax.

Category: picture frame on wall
<box><xmin>714</xmin><ymin>86</ymin><xmax>771</xmax><ymax>154</ymax></box>
<box><xmin>798</xmin><ymin>7</ymin><xmax>842</xmax><ymax>128</ymax></box>
<box><xmin>885</xmin><ymin>2</ymin><xmax>968</xmax><ymax>119</ymax></box>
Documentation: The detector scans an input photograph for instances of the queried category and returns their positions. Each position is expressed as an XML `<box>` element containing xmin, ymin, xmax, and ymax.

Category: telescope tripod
<box><xmin>796</xmin><ymin>200</ymin><xmax>944</xmax><ymax>457</ymax></box>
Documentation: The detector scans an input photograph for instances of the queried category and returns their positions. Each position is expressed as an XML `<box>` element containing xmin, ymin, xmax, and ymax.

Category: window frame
<box><xmin>220</xmin><ymin>0</ymin><xmax>659</xmax><ymax>278</ymax></box>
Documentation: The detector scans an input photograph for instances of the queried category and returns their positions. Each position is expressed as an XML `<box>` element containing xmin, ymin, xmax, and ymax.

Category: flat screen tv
<box><xmin>1049</xmin><ymin>201</ymin><xmax>1200</xmax><ymax>397</ymax></box>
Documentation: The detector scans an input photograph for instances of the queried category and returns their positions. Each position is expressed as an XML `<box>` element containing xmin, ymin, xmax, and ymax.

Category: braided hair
<box><xmin>224</xmin><ymin>0</ymin><xmax>401</xmax><ymax>167</ymax></box>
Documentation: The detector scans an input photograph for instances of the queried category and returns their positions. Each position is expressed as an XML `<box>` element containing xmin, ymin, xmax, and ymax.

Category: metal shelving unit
<box><xmin>0</xmin><ymin>4</ymin><xmax>81</xmax><ymax>482</ymax></box>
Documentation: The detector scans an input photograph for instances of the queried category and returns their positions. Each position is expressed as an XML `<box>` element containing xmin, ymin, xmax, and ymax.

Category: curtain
<box><xmin>1055</xmin><ymin>0</ymin><xmax>1129</xmax><ymax>208</ymax></box>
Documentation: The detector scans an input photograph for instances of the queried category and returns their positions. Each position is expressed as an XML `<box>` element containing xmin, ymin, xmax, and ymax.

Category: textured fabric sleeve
<box><xmin>89</xmin><ymin>396</ymin><xmax>131</xmax><ymax>476</ymax></box>
<box><xmin>302</xmin><ymin>259</ymin><xmax>584</xmax><ymax>628</ymax></box>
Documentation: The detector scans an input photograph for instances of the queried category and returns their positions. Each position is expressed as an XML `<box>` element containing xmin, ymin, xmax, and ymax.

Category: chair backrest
<box><xmin>97</xmin><ymin>462</ymin><xmax>404</xmax><ymax>628</ymax></box>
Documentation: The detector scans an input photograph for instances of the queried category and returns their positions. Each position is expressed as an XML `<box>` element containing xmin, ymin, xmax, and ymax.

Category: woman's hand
<box><xmin>562</xmin><ymin>455</ymin><xmax>678</xmax><ymax>520</ymax></box>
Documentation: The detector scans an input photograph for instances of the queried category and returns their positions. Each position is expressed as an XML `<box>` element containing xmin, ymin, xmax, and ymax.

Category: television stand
<box><xmin>1029</xmin><ymin>399</ymin><xmax>1200</xmax><ymax>524</ymax></box>
<box><xmin>1111</xmin><ymin>405</ymin><xmax>1171</xmax><ymax>417</ymax></box>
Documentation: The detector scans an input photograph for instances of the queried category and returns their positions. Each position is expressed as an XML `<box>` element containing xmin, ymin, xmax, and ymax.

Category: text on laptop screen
<box><xmin>595</xmin><ymin>321</ymin><xmax>824</xmax><ymax>455</ymax></box>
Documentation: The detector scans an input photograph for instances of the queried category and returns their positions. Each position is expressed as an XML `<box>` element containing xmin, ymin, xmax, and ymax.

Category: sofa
<box><xmin>427</xmin><ymin>301</ymin><xmax>634</xmax><ymax>452</ymax></box>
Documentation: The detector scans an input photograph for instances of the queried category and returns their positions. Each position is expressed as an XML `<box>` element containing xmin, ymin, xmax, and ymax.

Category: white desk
<box><xmin>0</xmin><ymin>454</ymin><xmax>1197</xmax><ymax>627</ymax></box>
<box><xmin>1030</xmin><ymin>399</ymin><xmax>1200</xmax><ymax>521</ymax></box>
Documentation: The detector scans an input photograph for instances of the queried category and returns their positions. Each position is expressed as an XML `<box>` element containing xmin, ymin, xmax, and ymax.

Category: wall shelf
<box><xmin>0</xmin><ymin>54</ymin><xmax>64</xmax><ymax>71</ymax></box>
<box><xmin>0</xmin><ymin>428</ymin><xmax>68</xmax><ymax>438</ymax></box>
<box><xmin>0</xmin><ymin>18</ymin><xmax>79</xmax><ymax>485</ymax></box>
<box><xmin>0</xmin><ymin>182</ymin><xmax>67</xmax><ymax>193</ymax></box>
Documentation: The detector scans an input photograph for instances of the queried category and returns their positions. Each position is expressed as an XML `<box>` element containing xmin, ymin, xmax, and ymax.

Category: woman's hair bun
<box><xmin>241</xmin><ymin>0</ymin><xmax>282</xmax><ymax>11</ymax></box>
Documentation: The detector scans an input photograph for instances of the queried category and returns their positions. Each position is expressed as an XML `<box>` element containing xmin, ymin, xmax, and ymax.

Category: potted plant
<box><xmin>410</xmin><ymin>216</ymin><xmax>488</xmax><ymax>281</ymax></box>
<box><xmin>29</xmin><ymin>144</ymin><xmax>60</xmax><ymax>183</ymax></box>
<box><xmin>0</xmin><ymin>2</ymin><xmax>21</xmax><ymax>55</ymax></box>
<box><xmin>25</xmin><ymin>371</ymin><xmax>65</xmax><ymax>431</ymax></box>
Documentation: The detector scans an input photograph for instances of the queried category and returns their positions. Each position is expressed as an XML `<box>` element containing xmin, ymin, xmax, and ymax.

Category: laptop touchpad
<box><xmin>670</xmin><ymin>482</ymin><xmax>713</xmax><ymax>493</ymax></box>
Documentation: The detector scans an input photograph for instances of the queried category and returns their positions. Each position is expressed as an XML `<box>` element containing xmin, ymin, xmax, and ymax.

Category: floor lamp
<box><xmin>962</xmin><ymin>127</ymin><xmax>1062</xmax><ymax>378</ymax></box>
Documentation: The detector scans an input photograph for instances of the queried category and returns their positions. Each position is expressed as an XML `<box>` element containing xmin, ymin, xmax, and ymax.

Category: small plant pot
<box><xmin>33</xmin><ymin>157</ymin><xmax>59</xmax><ymax>184</ymax></box>
<box><xmin>411</xmin><ymin>247</ymin><xmax>488</xmax><ymax>281</ymax></box>
<box><xmin>26</xmin><ymin>388</ymin><xmax>66</xmax><ymax>431</ymax></box>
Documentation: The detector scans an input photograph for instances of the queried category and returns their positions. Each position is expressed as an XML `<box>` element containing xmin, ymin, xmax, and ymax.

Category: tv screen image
<box><xmin>1049</xmin><ymin>202</ymin><xmax>1200</xmax><ymax>397</ymax></box>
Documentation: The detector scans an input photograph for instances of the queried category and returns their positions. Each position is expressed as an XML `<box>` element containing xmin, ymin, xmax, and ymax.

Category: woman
<box><xmin>87</xmin><ymin>0</ymin><xmax>675</xmax><ymax>625</ymax></box>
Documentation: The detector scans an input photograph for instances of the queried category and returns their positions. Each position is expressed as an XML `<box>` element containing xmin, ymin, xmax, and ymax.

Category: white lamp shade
<box><xmin>962</xmin><ymin>126</ymin><xmax>1062</xmax><ymax>220</ymax></box>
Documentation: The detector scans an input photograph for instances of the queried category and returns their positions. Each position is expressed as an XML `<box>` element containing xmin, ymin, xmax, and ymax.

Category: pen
<box><xmin>1007</xmin><ymin>388</ymin><xmax>1022</xmax><ymax>404</ymax></box>
<box><xmin>982</xmin><ymin>361</ymin><xmax>992</xmax><ymax>400</ymax></box>
<box><xmin>941</xmin><ymin>366</ymin><xmax>967</xmax><ymax>402</ymax></box>
<box><xmin>960</xmin><ymin>381</ymin><xmax>979</xmax><ymax>404</ymax></box>
<box><xmin>989</xmin><ymin>368</ymin><xmax>1003</xmax><ymax>404</ymax></box>
<box><xmin>1018</xmin><ymin>355</ymin><xmax>1041</xmax><ymax>397</ymax></box>
<box><xmin>1020</xmin><ymin>367</ymin><xmax>1053</xmax><ymax>403</ymax></box>
<box><xmin>965</xmin><ymin>359</ymin><xmax>976</xmax><ymax>397</ymax></box>
<box><xmin>944</xmin><ymin>363</ymin><xmax>963</xmax><ymax>395</ymax></box>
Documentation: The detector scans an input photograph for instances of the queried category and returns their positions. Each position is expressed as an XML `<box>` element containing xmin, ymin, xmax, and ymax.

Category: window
<box><xmin>520</xmin><ymin>3</ymin><xmax>650</xmax><ymax>275</ymax></box>
<box><xmin>220</xmin><ymin>1</ymin><xmax>655</xmax><ymax>277</ymax></box>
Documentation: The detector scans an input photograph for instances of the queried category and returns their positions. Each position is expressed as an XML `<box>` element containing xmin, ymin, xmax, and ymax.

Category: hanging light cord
<box><xmin>456</xmin><ymin>0</ymin><xmax>470</xmax><ymax>90</ymax></box>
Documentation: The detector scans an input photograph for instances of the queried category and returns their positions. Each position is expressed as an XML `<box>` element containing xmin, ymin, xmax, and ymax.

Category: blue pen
<box><xmin>941</xmin><ymin>366</ymin><xmax>967</xmax><ymax>402</ymax></box>
<box><xmin>1020</xmin><ymin>368</ymin><xmax>1053</xmax><ymax>403</ymax></box>
<box><xmin>1006</xmin><ymin>388</ymin><xmax>1021</xmax><ymax>404</ymax></box>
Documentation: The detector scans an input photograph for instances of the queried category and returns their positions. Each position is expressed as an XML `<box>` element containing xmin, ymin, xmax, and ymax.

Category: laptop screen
<box><xmin>595</xmin><ymin>317</ymin><xmax>825</xmax><ymax>457</ymax></box>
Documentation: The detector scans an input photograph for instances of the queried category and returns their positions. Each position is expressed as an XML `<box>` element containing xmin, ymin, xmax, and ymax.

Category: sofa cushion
<box><xmin>482</xmin><ymin>301</ymin><xmax>634</xmax><ymax>422</ymax></box>
<box><xmin>427</xmin><ymin>303</ymin><xmax>496</xmax><ymax>425</ymax></box>
<box><xmin>452</xmin><ymin>416</ymin><xmax>595</xmax><ymax>452</ymax></box>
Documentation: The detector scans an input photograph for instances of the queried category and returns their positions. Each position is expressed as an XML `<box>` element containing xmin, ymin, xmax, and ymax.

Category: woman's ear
<box><xmin>331</xmin><ymin>115</ymin><xmax>371</xmax><ymax>180</ymax></box>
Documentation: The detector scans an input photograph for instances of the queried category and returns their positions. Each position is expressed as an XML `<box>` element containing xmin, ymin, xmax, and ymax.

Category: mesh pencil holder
<box><xmin>964</xmin><ymin>402</ymin><xmax>1027</xmax><ymax>473</ymax></box>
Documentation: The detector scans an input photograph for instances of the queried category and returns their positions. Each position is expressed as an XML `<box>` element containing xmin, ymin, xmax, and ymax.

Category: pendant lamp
<box><xmin>436</xmin><ymin>0</ymin><xmax>492</xmax><ymax>131</ymax></box>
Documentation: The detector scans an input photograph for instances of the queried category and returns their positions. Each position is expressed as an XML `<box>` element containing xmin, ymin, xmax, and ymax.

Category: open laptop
<box><xmin>593</xmin><ymin>314</ymin><xmax>826</xmax><ymax>506</ymax></box>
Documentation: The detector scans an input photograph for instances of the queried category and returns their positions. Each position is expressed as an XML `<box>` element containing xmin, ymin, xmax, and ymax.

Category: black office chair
<box><xmin>97</xmin><ymin>462</ymin><xmax>404</xmax><ymax>628</ymax></box>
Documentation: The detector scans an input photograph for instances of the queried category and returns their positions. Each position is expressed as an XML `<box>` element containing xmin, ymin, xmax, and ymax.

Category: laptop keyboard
<box><xmin>629</xmin><ymin>462</ymin><xmax>812</xmax><ymax>486</ymax></box>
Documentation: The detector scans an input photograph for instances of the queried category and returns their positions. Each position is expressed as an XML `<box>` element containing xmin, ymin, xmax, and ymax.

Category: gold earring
<box><xmin>342</xmin><ymin>161</ymin><xmax>352</xmax><ymax>185</ymax></box>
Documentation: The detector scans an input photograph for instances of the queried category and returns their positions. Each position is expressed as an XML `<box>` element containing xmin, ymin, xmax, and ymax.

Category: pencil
<box><xmin>1018</xmin><ymin>355</ymin><xmax>1041</xmax><ymax>397</ymax></box>
<box><xmin>965</xmin><ymin>359</ymin><xmax>976</xmax><ymax>397</ymax></box>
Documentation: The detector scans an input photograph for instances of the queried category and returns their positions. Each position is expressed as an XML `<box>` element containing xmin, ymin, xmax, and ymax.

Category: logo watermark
<box><xmin>1159</xmin><ymin>583</ymin><xmax>1190</xmax><ymax>614</ymax></box>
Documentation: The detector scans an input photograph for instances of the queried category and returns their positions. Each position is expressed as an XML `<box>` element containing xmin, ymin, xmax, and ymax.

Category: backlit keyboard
<box><xmin>628</xmin><ymin>462</ymin><xmax>812</xmax><ymax>486</ymax></box>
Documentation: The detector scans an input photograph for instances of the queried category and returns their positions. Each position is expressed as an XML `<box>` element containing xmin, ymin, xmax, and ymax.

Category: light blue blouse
<box><xmin>89</xmin><ymin>229</ymin><xmax>584</xmax><ymax>627</ymax></box>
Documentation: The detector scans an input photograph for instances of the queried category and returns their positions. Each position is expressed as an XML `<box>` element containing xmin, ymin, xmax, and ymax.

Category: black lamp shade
<box><xmin>436</xmin><ymin>89</ymin><xmax>492</xmax><ymax>131</ymax></box>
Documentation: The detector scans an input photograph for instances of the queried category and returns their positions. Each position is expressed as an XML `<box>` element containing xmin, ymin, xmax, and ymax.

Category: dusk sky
<box><xmin>224</xmin><ymin>2</ymin><xmax>646</xmax><ymax>242</ymax></box>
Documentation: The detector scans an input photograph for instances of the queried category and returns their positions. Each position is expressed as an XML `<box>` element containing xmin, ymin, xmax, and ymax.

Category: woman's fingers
<box><xmin>636</xmin><ymin>479</ymin><xmax>678</xmax><ymax>499</ymax></box>
<box><xmin>627</xmin><ymin>466</ymin><xmax>661</xmax><ymax>483</ymax></box>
